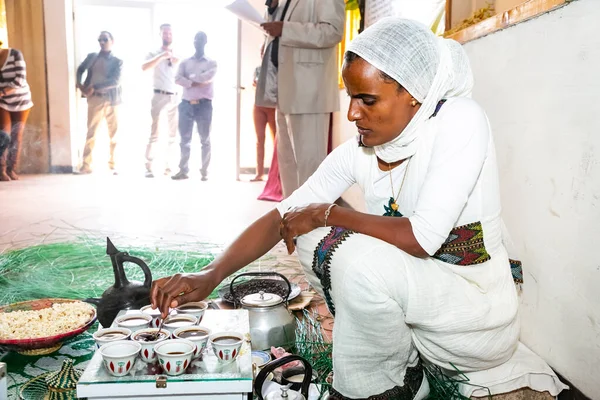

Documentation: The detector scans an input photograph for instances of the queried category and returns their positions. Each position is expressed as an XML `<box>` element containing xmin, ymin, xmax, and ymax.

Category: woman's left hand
<box><xmin>280</xmin><ymin>203</ymin><xmax>329</xmax><ymax>254</ymax></box>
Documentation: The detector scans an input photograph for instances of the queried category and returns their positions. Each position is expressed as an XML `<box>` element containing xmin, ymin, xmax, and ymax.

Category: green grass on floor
<box><xmin>0</xmin><ymin>238</ymin><xmax>219</xmax><ymax>305</ymax></box>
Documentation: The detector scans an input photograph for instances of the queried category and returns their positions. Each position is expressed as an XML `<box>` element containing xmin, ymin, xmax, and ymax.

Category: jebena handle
<box><xmin>121</xmin><ymin>253</ymin><xmax>153</xmax><ymax>288</ymax></box>
<box><xmin>255</xmin><ymin>355</ymin><xmax>312</xmax><ymax>400</ymax></box>
<box><xmin>229</xmin><ymin>272</ymin><xmax>291</xmax><ymax>307</ymax></box>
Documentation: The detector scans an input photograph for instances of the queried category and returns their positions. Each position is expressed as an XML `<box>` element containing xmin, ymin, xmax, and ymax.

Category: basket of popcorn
<box><xmin>0</xmin><ymin>298</ymin><xmax>97</xmax><ymax>355</ymax></box>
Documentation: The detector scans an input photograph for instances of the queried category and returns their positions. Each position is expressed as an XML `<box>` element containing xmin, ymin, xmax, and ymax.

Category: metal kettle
<box><xmin>230</xmin><ymin>272</ymin><xmax>296</xmax><ymax>351</ymax></box>
<box><xmin>84</xmin><ymin>238</ymin><xmax>153</xmax><ymax>327</ymax></box>
<box><xmin>255</xmin><ymin>355</ymin><xmax>312</xmax><ymax>400</ymax></box>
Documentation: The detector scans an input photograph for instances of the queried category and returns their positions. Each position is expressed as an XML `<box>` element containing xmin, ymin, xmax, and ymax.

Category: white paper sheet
<box><xmin>225</xmin><ymin>0</ymin><xmax>265</xmax><ymax>28</ymax></box>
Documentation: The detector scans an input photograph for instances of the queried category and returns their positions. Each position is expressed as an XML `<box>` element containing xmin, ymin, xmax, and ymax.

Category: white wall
<box><xmin>44</xmin><ymin>0</ymin><xmax>79</xmax><ymax>170</ymax></box>
<box><xmin>462</xmin><ymin>0</ymin><xmax>600</xmax><ymax>396</ymax></box>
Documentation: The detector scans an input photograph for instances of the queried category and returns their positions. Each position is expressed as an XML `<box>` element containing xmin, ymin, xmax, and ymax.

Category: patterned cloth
<box><xmin>1</xmin><ymin>325</ymin><xmax>97</xmax><ymax>399</ymax></box>
<box><xmin>432</xmin><ymin>222</ymin><xmax>491</xmax><ymax>266</ymax></box>
<box><xmin>509</xmin><ymin>259</ymin><xmax>524</xmax><ymax>284</ymax></box>
<box><xmin>0</xmin><ymin>49</ymin><xmax>34</xmax><ymax>112</ymax></box>
<box><xmin>313</xmin><ymin>220</ymin><xmax>522</xmax><ymax>319</ymax></box>
<box><xmin>312</xmin><ymin>226</ymin><xmax>354</xmax><ymax>316</ymax></box>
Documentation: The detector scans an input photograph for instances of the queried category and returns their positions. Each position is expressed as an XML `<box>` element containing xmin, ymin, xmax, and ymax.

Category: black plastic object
<box><xmin>255</xmin><ymin>355</ymin><xmax>313</xmax><ymax>400</ymax></box>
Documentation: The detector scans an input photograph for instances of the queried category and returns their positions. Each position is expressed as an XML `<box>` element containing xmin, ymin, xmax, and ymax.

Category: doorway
<box><xmin>73</xmin><ymin>0</ymin><xmax>239</xmax><ymax>178</ymax></box>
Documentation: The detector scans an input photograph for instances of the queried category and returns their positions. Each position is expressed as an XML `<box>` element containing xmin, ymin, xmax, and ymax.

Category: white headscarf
<box><xmin>347</xmin><ymin>17</ymin><xmax>474</xmax><ymax>163</ymax></box>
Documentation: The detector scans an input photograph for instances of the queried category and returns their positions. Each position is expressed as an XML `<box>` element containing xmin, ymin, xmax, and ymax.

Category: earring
<box><xmin>411</xmin><ymin>99</ymin><xmax>417</xmax><ymax>107</ymax></box>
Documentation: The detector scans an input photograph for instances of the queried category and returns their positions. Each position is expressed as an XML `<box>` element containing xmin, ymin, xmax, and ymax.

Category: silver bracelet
<box><xmin>324</xmin><ymin>203</ymin><xmax>337</xmax><ymax>227</ymax></box>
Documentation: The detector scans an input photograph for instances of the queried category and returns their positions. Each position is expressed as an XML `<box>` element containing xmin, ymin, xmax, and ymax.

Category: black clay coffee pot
<box><xmin>84</xmin><ymin>238</ymin><xmax>152</xmax><ymax>327</ymax></box>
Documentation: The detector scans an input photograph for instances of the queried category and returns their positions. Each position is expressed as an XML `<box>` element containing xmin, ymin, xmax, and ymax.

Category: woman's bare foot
<box><xmin>7</xmin><ymin>170</ymin><xmax>18</xmax><ymax>180</ymax></box>
<box><xmin>0</xmin><ymin>172</ymin><xmax>10</xmax><ymax>181</ymax></box>
<box><xmin>250</xmin><ymin>175</ymin><xmax>264</xmax><ymax>182</ymax></box>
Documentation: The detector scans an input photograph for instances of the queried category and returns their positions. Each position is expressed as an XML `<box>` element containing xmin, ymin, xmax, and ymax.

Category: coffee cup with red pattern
<box><xmin>132</xmin><ymin>328</ymin><xmax>170</xmax><ymax>363</ymax></box>
<box><xmin>154</xmin><ymin>339</ymin><xmax>195</xmax><ymax>376</ymax></box>
<box><xmin>209</xmin><ymin>332</ymin><xmax>244</xmax><ymax>364</ymax></box>
<box><xmin>100</xmin><ymin>340</ymin><xmax>141</xmax><ymax>377</ymax></box>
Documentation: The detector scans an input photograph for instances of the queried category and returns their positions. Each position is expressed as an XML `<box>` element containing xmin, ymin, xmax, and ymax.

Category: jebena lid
<box><xmin>241</xmin><ymin>290</ymin><xmax>283</xmax><ymax>308</ymax></box>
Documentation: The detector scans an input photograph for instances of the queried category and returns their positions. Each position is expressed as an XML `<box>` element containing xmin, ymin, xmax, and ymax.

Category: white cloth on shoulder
<box><xmin>347</xmin><ymin>17</ymin><xmax>473</xmax><ymax>163</ymax></box>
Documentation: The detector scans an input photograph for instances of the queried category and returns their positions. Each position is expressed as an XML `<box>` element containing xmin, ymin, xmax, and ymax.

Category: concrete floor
<box><xmin>0</xmin><ymin>173</ymin><xmax>276</xmax><ymax>252</ymax></box>
<box><xmin>0</xmin><ymin>172</ymin><xmax>330</xmax><ymax>330</ymax></box>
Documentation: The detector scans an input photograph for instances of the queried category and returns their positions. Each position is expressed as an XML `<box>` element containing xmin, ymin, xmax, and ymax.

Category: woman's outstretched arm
<box><xmin>150</xmin><ymin>208</ymin><xmax>282</xmax><ymax>317</ymax></box>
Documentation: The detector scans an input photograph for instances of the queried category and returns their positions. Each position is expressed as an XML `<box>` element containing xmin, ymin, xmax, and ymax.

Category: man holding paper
<box><xmin>258</xmin><ymin>0</ymin><xmax>345</xmax><ymax>198</ymax></box>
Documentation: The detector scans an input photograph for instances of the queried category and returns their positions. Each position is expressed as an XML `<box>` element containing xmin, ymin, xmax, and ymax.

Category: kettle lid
<box><xmin>265</xmin><ymin>386</ymin><xmax>305</xmax><ymax>400</ymax></box>
<box><xmin>241</xmin><ymin>290</ymin><xmax>284</xmax><ymax>308</ymax></box>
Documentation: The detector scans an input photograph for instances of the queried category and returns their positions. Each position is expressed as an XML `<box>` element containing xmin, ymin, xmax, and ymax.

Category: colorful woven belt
<box><xmin>432</xmin><ymin>221</ymin><xmax>491</xmax><ymax>265</ymax></box>
<box><xmin>312</xmin><ymin>226</ymin><xmax>354</xmax><ymax>316</ymax></box>
<box><xmin>311</xmin><ymin>221</ymin><xmax>523</xmax><ymax>318</ymax></box>
<box><xmin>432</xmin><ymin>221</ymin><xmax>523</xmax><ymax>284</ymax></box>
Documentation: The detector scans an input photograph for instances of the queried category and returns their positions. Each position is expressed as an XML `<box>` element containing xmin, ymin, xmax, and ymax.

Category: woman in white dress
<box><xmin>151</xmin><ymin>18</ymin><xmax>520</xmax><ymax>399</ymax></box>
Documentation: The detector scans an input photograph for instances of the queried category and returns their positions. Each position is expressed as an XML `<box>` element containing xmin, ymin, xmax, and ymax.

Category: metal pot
<box><xmin>230</xmin><ymin>272</ymin><xmax>296</xmax><ymax>351</ymax></box>
<box><xmin>255</xmin><ymin>355</ymin><xmax>312</xmax><ymax>400</ymax></box>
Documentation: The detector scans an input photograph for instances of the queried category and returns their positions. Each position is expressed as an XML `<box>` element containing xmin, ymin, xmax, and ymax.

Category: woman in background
<box><xmin>0</xmin><ymin>130</ymin><xmax>9</xmax><ymax>171</ymax></box>
<box><xmin>0</xmin><ymin>42</ymin><xmax>33</xmax><ymax>181</ymax></box>
<box><xmin>253</xmin><ymin>44</ymin><xmax>283</xmax><ymax>201</ymax></box>
<box><xmin>252</xmin><ymin>63</ymin><xmax>277</xmax><ymax>182</ymax></box>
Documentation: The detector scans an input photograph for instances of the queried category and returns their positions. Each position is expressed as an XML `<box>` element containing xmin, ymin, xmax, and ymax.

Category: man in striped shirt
<box><xmin>0</xmin><ymin>44</ymin><xmax>34</xmax><ymax>181</ymax></box>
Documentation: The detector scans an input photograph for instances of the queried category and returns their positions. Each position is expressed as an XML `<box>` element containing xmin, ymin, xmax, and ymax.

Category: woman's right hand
<box><xmin>149</xmin><ymin>210</ymin><xmax>283</xmax><ymax>318</ymax></box>
<box><xmin>150</xmin><ymin>270</ymin><xmax>220</xmax><ymax>318</ymax></box>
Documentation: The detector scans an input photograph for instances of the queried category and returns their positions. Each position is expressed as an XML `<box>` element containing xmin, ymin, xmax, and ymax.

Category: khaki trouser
<box><xmin>82</xmin><ymin>95</ymin><xmax>119</xmax><ymax>170</ymax></box>
<box><xmin>276</xmin><ymin>110</ymin><xmax>329</xmax><ymax>198</ymax></box>
<box><xmin>145</xmin><ymin>92</ymin><xmax>178</xmax><ymax>172</ymax></box>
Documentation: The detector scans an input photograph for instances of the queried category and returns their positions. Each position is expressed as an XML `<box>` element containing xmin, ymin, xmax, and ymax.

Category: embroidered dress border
<box><xmin>433</xmin><ymin>221</ymin><xmax>491</xmax><ymax>266</ymax></box>
<box><xmin>311</xmin><ymin>226</ymin><xmax>354</xmax><ymax>316</ymax></box>
<box><xmin>509</xmin><ymin>259</ymin><xmax>523</xmax><ymax>284</ymax></box>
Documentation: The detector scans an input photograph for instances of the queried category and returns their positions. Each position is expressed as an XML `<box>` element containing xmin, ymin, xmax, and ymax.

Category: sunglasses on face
<box><xmin>98</xmin><ymin>38</ymin><xmax>109</xmax><ymax>43</ymax></box>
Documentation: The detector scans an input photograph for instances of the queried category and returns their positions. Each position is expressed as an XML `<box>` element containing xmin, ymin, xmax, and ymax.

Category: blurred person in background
<box><xmin>0</xmin><ymin>42</ymin><xmax>33</xmax><ymax>181</ymax></box>
<box><xmin>252</xmin><ymin>44</ymin><xmax>276</xmax><ymax>182</ymax></box>
<box><xmin>76</xmin><ymin>31</ymin><xmax>123</xmax><ymax>175</ymax></box>
<box><xmin>142</xmin><ymin>23</ymin><xmax>181</xmax><ymax>178</ymax></box>
<box><xmin>172</xmin><ymin>31</ymin><xmax>217</xmax><ymax>181</ymax></box>
<box><xmin>258</xmin><ymin>0</ymin><xmax>345</xmax><ymax>197</ymax></box>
